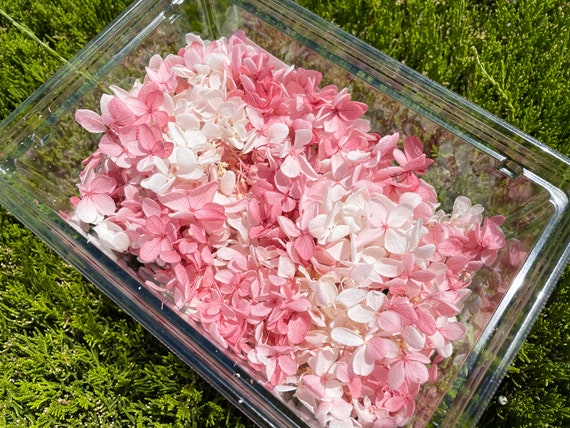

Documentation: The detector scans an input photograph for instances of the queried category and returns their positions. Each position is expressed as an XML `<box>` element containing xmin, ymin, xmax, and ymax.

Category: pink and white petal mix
<box><xmin>69</xmin><ymin>31</ymin><xmax>507</xmax><ymax>427</ymax></box>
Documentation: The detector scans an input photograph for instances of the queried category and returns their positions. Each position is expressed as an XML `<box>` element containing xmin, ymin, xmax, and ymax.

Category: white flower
<box><xmin>92</xmin><ymin>221</ymin><xmax>130</xmax><ymax>252</ymax></box>
<box><xmin>308</xmin><ymin>203</ymin><xmax>351</xmax><ymax>245</ymax></box>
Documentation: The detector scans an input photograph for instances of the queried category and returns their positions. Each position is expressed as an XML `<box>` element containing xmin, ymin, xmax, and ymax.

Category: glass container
<box><xmin>0</xmin><ymin>0</ymin><xmax>569</xmax><ymax>426</ymax></box>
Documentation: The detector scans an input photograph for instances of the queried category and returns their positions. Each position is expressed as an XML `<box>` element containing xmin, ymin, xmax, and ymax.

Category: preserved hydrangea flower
<box><xmin>69</xmin><ymin>31</ymin><xmax>506</xmax><ymax>427</ymax></box>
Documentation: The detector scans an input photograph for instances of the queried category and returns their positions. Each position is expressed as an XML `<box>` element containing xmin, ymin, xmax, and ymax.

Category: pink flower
<box><xmin>137</xmin><ymin>215</ymin><xmax>181</xmax><ymax>264</ymax></box>
<box><xmin>266</xmin><ymin>285</ymin><xmax>312</xmax><ymax>345</ymax></box>
<box><xmin>145</xmin><ymin>54</ymin><xmax>179</xmax><ymax>93</ymax></box>
<box><xmin>74</xmin><ymin>168</ymin><xmax>116</xmax><ymax>224</ymax></box>
<box><xmin>277</xmin><ymin>216</ymin><xmax>315</xmax><ymax>262</ymax></box>
<box><xmin>331</xmin><ymin>326</ymin><xmax>399</xmax><ymax>376</ymax></box>
<box><xmin>278</xmin><ymin>119</ymin><xmax>318</xmax><ymax>180</ymax></box>
<box><xmin>387</xmin><ymin>351</ymin><xmax>431</xmax><ymax>390</ymax></box>
<box><xmin>105</xmin><ymin>96</ymin><xmax>137</xmax><ymax>129</ymax></box>
<box><xmin>316</xmin><ymin>88</ymin><xmax>368</xmax><ymax>133</ymax></box>
<box><xmin>125</xmin><ymin>82</ymin><xmax>170</xmax><ymax>127</ymax></box>
<box><xmin>98</xmin><ymin>127</ymin><xmax>137</xmax><ymax>169</ymax></box>
<box><xmin>248</xmin><ymin>345</ymin><xmax>298</xmax><ymax>386</ymax></box>
<box><xmin>467</xmin><ymin>215</ymin><xmax>506</xmax><ymax>266</ymax></box>
<box><xmin>158</xmin><ymin>182</ymin><xmax>226</xmax><ymax>231</ymax></box>
<box><xmin>383</xmin><ymin>381</ymin><xmax>420</xmax><ymax>424</ymax></box>
<box><xmin>125</xmin><ymin>124</ymin><xmax>173</xmax><ymax>172</ymax></box>
<box><xmin>75</xmin><ymin>108</ymin><xmax>108</xmax><ymax>133</ymax></box>
<box><xmin>393</xmin><ymin>136</ymin><xmax>434</xmax><ymax>175</ymax></box>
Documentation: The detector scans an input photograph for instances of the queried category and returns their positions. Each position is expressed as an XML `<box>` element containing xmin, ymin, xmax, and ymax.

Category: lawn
<box><xmin>0</xmin><ymin>0</ymin><xmax>568</xmax><ymax>427</ymax></box>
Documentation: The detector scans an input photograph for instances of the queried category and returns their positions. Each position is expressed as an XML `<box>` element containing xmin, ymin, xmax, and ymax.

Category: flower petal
<box><xmin>331</xmin><ymin>327</ymin><xmax>364</xmax><ymax>347</ymax></box>
<box><xmin>387</xmin><ymin>360</ymin><xmax>405</xmax><ymax>390</ymax></box>
<box><xmin>352</xmin><ymin>345</ymin><xmax>375</xmax><ymax>376</ymax></box>
<box><xmin>405</xmin><ymin>359</ymin><xmax>429</xmax><ymax>385</ymax></box>
<box><xmin>75</xmin><ymin>109</ymin><xmax>107</xmax><ymax>133</ymax></box>
<box><xmin>347</xmin><ymin>305</ymin><xmax>375</xmax><ymax>324</ymax></box>
<box><xmin>336</xmin><ymin>288</ymin><xmax>367</xmax><ymax>308</ymax></box>
<box><xmin>374</xmin><ymin>258</ymin><xmax>403</xmax><ymax>278</ymax></box>
<box><xmin>377</xmin><ymin>310</ymin><xmax>402</xmax><ymax>333</ymax></box>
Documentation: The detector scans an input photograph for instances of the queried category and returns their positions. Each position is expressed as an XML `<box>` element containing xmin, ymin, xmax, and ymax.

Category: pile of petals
<box><xmin>70</xmin><ymin>31</ymin><xmax>506</xmax><ymax>427</ymax></box>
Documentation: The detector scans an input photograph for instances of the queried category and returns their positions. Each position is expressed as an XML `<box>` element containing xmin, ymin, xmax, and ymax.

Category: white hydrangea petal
<box><xmin>313</xmin><ymin>279</ymin><xmax>338</xmax><ymax>306</ymax></box>
<box><xmin>384</xmin><ymin>227</ymin><xmax>409</xmax><ymax>255</ymax></box>
<box><xmin>387</xmin><ymin>204</ymin><xmax>413</xmax><ymax>228</ymax></box>
<box><xmin>366</xmin><ymin>290</ymin><xmax>387</xmax><ymax>311</ymax></box>
<box><xmin>347</xmin><ymin>305</ymin><xmax>375</xmax><ymax>324</ymax></box>
<box><xmin>330</xmin><ymin>327</ymin><xmax>364</xmax><ymax>347</ymax></box>
<box><xmin>336</xmin><ymin>288</ymin><xmax>367</xmax><ymax>307</ymax></box>
<box><xmin>308</xmin><ymin>214</ymin><xmax>328</xmax><ymax>240</ymax></box>
<box><xmin>374</xmin><ymin>258</ymin><xmax>403</xmax><ymax>278</ymax></box>
<box><xmin>352</xmin><ymin>345</ymin><xmax>375</xmax><ymax>376</ymax></box>
<box><xmin>219</xmin><ymin>170</ymin><xmax>236</xmax><ymax>196</ymax></box>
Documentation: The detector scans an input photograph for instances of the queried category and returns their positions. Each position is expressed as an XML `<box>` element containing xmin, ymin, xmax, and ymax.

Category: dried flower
<box><xmin>69</xmin><ymin>31</ymin><xmax>506</xmax><ymax>427</ymax></box>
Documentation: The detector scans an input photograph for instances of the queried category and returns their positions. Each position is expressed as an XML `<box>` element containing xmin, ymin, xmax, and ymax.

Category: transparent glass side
<box><xmin>0</xmin><ymin>0</ymin><xmax>568</xmax><ymax>427</ymax></box>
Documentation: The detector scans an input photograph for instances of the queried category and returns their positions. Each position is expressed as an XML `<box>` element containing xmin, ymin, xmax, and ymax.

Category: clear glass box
<box><xmin>0</xmin><ymin>0</ymin><xmax>569</xmax><ymax>426</ymax></box>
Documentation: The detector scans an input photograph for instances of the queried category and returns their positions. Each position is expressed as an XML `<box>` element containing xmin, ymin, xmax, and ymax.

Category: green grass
<box><xmin>0</xmin><ymin>0</ymin><xmax>569</xmax><ymax>427</ymax></box>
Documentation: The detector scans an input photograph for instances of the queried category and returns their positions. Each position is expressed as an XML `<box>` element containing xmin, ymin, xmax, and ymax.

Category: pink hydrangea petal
<box><xmin>193</xmin><ymin>202</ymin><xmax>226</xmax><ymax>224</ymax></box>
<box><xmin>440</xmin><ymin>320</ymin><xmax>467</xmax><ymax>340</ymax></box>
<box><xmin>387</xmin><ymin>360</ymin><xmax>405</xmax><ymax>390</ymax></box>
<box><xmin>387</xmin><ymin>204</ymin><xmax>412</xmax><ymax>228</ymax></box>
<box><xmin>159</xmin><ymin>190</ymin><xmax>190</xmax><ymax>211</ymax></box>
<box><xmin>124</xmin><ymin>97</ymin><xmax>148</xmax><ymax>116</ymax></box>
<box><xmin>402</xmin><ymin>326</ymin><xmax>425</xmax><ymax>350</ymax></box>
<box><xmin>294</xmin><ymin>127</ymin><xmax>312</xmax><ymax>147</ymax></box>
<box><xmin>108</xmin><ymin>97</ymin><xmax>135</xmax><ymax>127</ymax></box>
<box><xmin>75</xmin><ymin>109</ymin><xmax>107</xmax><ymax>133</ymax></box>
<box><xmin>415</xmin><ymin>308</ymin><xmax>437</xmax><ymax>336</ymax></box>
<box><xmin>374</xmin><ymin>258</ymin><xmax>402</xmax><ymax>278</ymax></box>
<box><xmin>89</xmin><ymin>175</ymin><xmax>116</xmax><ymax>193</ymax></box>
<box><xmin>446</xmin><ymin>255</ymin><xmax>469</xmax><ymax>272</ymax></box>
<box><xmin>287</xmin><ymin>312</ymin><xmax>311</xmax><ymax>344</ymax></box>
<box><xmin>160</xmin><ymin>250</ymin><xmax>182</xmax><ymax>264</ymax></box>
<box><xmin>385</xmin><ymin>228</ymin><xmax>409</xmax><ymax>255</ymax></box>
<box><xmin>294</xmin><ymin>234</ymin><xmax>315</xmax><ymax>260</ymax></box>
<box><xmin>296</xmin><ymin>154</ymin><xmax>319</xmax><ymax>180</ymax></box>
<box><xmin>278</xmin><ymin>355</ymin><xmax>298</xmax><ymax>376</ymax></box>
<box><xmin>287</xmin><ymin>298</ymin><xmax>312</xmax><ymax>312</ymax></box>
<box><xmin>377</xmin><ymin>310</ymin><xmax>402</xmax><ymax>334</ymax></box>
<box><xmin>139</xmin><ymin>237</ymin><xmax>163</xmax><ymax>262</ymax></box>
<box><xmin>277</xmin><ymin>216</ymin><xmax>300</xmax><ymax>238</ymax></box>
<box><xmin>384</xmin><ymin>395</ymin><xmax>407</xmax><ymax>413</ymax></box>
<box><xmin>404</xmin><ymin>135</ymin><xmax>425</xmax><ymax>159</ymax></box>
<box><xmin>328</xmin><ymin>399</ymin><xmax>353</xmax><ymax>421</ymax></box>
<box><xmin>366</xmin><ymin>290</ymin><xmax>387</xmax><ymax>311</ymax></box>
<box><xmin>313</xmin><ymin>280</ymin><xmax>337</xmax><ymax>306</ymax></box>
<box><xmin>99</xmin><ymin>135</ymin><xmax>125</xmax><ymax>157</ymax></box>
<box><xmin>141</xmin><ymin>173</ymin><xmax>175</xmax><ymax>195</ymax></box>
<box><xmin>280</xmin><ymin>155</ymin><xmax>301</xmax><ymax>178</ymax></box>
<box><xmin>368</xmin><ymin>337</ymin><xmax>399</xmax><ymax>360</ymax></box>
<box><xmin>267</xmin><ymin>122</ymin><xmax>290</xmax><ymax>143</ymax></box>
<box><xmin>188</xmin><ymin>182</ymin><xmax>218</xmax><ymax>208</ymax></box>
<box><xmin>92</xmin><ymin>194</ymin><xmax>116</xmax><ymax>216</ymax></box>
<box><xmin>75</xmin><ymin>197</ymin><xmax>100</xmax><ymax>224</ymax></box>
<box><xmin>337</xmin><ymin>100</ymin><xmax>367</xmax><ymax>122</ymax></box>
<box><xmin>405</xmin><ymin>359</ymin><xmax>429</xmax><ymax>385</ymax></box>
<box><xmin>302</xmin><ymin>374</ymin><xmax>326</xmax><ymax>399</ymax></box>
<box><xmin>141</xmin><ymin>198</ymin><xmax>162</xmax><ymax>218</ymax></box>
<box><xmin>143</xmin><ymin>216</ymin><xmax>164</xmax><ymax>235</ymax></box>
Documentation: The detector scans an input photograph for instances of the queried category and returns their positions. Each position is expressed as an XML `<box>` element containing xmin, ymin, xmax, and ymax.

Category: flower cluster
<box><xmin>70</xmin><ymin>31</ymin><xmax>506</xmax><ymax>427</ymax></box>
